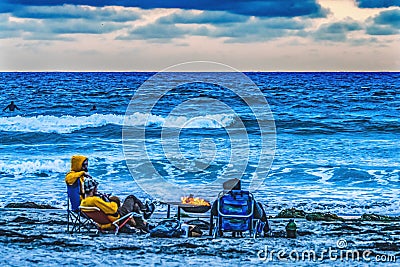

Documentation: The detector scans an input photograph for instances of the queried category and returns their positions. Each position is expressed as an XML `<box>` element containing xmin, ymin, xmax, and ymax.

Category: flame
<box><xmin>181</xmin><ymin>195</ymin><xmax>210</xmax><ymax>206</ymax></box>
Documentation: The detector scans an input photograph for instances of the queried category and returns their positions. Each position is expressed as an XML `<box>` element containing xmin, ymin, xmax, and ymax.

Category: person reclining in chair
<box><xmin>80</xmin><ymin>177</ymin><xmax>154</xmax><ymax>233</ymax></box>
<box><xmin>211</xmin><ymin>178</ymin><xmax>270</xmax><ymax>237</ymax></box>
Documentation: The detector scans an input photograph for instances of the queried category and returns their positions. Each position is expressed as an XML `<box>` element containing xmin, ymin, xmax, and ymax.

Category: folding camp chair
<box><xmin>66</xmin><ymin>179</ymin><xmax>94</xmax><ymax>233</ymax></box>
<box><xmin>79</xmin><ymin>206</ymin><xmax>136</xmax><ymax>235</ymax></box>
<box><xmin>212</xmin><ymin>190</ymin><xmax>261</xmax><ymax>238</ymax></box>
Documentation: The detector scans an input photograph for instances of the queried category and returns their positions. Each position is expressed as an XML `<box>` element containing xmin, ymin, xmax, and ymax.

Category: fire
<box><xmin>181</xmin><ymin>194</ymin><xmax>210</xmax><ymax>206</ymax></box>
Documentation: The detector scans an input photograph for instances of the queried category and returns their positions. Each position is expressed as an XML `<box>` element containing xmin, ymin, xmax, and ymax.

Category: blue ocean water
<box><xmin>0</xmin><ymin>72</ymin><xmax>399</xmax><ymax>215</ymax></box>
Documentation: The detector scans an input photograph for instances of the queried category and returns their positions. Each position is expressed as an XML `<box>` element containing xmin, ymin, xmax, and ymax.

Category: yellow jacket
<box><xmin>81</xmin><ymin>196</ymin><xmax>121</xmax><ymax>229</ymax></box>
<box><xmin>65</xmin><ymin>155</ymin><xmax>87</xmax><ymax>197</ymax></box>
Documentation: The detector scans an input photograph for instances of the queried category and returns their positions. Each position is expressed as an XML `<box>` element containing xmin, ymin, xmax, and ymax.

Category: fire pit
<box><xmin>181</xmin><ymin>205</ymin><xmax>211</xmax><ymax>213</ymax></box>
<box><xmin>181</xmin><ymin>195</ymin><xmax>211</xmax><ymax>213</ymax></box>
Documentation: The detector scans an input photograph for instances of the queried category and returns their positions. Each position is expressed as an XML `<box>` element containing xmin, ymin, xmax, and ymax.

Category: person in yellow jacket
<box><xmin>81</xmin><ymin>177</ymin><xmax>153</xmax><ymax>233</ymax></box>
<box><xmin>80</xmin><ymin>178</ymin><xmax>120</xmax><ymax>230</ymax></box>
<box><xmin>65</xmin><ymin>155</ymin><xmax>91</xmax><ymax>200</ymax></box>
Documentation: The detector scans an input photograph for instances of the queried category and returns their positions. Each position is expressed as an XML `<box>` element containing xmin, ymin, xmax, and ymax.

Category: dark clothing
<box><xmin>255</xmin><ymin>202</ymin><xmax>268</xmax><ymax>222</ymax></box>
<box><xmin>119</xmin><ymin>195</ymin><xmax>146</xmax><ymax>216</ymax></box>
<box><xmin>119</xmin><ymin>195</ymin><xmax>150</xmax><ymax>232</ymax></box>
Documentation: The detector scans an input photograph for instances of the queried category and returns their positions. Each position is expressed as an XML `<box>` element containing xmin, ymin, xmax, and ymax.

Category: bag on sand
<box><xmin>150</xmin><ymin>219</ymin><xmax>183</xmax><ymax>238</ymax></box>
<box><xmin>189</xmin><ymin>225</ymin><xmax>203</xmax><ymax>237</ymax></box>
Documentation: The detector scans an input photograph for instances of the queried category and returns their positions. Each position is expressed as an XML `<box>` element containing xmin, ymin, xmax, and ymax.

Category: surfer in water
<box><xmin>3</xmin><ymin>101</ymin><xmax>20</xmax><ymax>112</ymax></box>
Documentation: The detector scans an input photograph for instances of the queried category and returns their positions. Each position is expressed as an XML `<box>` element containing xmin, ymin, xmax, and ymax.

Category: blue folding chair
<box><xmin>66</xmin><ymin>179</ymin><xmax>93</xmax><ymax>233</ymax></box>
<box><xmin>212</xmin><ymin>190</ymin><xmax>261</xmax><ymax>238</ymax></box>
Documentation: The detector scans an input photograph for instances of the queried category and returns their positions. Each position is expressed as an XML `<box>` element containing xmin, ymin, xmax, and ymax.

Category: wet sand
<box><xmin>0</xmin><ymin>208</ymin><xmax>399</xmax><ymax>266</ymax></box>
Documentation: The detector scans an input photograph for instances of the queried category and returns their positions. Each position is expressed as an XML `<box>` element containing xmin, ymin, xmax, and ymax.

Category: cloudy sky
<box><xmin>0</xmin><ymin>0</ymin><xmax>399</xmax><ymax>71</ymax></box>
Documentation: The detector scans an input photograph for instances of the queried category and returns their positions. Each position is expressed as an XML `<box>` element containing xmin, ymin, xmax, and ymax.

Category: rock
<box><xmin>173</xmin><ymin>242</ymin><xmax>201</xmax><ymax>249</ymax></box>
<box><xmin>331</xmin><ymin>224</ymin><xmax>362</xmax><ymax>232</ymax></box>
<box><xmin>275</xmin><ymin>208</ymin><xmax>306</xmax><ymax>218</ymax></box>
<box><xmin>373</xmin><ymin>242</ymin><xmax>399</xmax><ymax>251</ymax></box>
<box><xmin>360</xmin><ymin>213</ymin><xmax>400</xmax><ymax>222</ymax></box>
<box><xmin>305</xmin><ymin>212</ymin><xmax>344</xmax><ymax>221</ymax></box>
<box><xmin>5</xmin><ymin>202</ymin><xmax>58</xmax><ymax>209</ymax></box>
<box><xmin>381</xmin><ymin>226</ymin><xmax>400</xmax><ymax>231</ymax></box>
<box><xmin>35</xmin><ymin>173</ymin><xmax>49</xmax><ymax>177</ymax></box>
<box><xmin>107</xmin><ymin>246</ymin><xmax>141</xmax><ymax>251</ymax></box>
<box><xmin>270</xmin><ymin>231</ymin><xmax>286</xmax><ymax>238</ymax></box>
<box><xmin>11</xmin><ymin>216</ymin><xmax>36</xmax><ymax>224</ymax></box>
<box><xmin>297</xmin><ymin>230</ymin><xmax>314</xmax><ymax>236</ymax></box>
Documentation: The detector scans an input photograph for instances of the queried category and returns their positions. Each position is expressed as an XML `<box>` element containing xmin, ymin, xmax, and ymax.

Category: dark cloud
<box><xmin>366</xmin><ymin>24</ymin><xmax>398</xmax><ymax>34</ymax></box>
<box><xmin>0</xmin><ymin>15</ymin><xmax>41</xmax><ymax>39</ymax></box>
<box><xmin>0</xmin><ymin>1</ymin><xmax>328</xmax><ymax>42</ymax></box>
<box><xmin>4</xmin><ymin>0</ymin><xmax>327</xmax><ymax>18</ymax></box>
<box><xmin>0</xmin><ymin>4</ymin><xmax>136</xmax><ymax>40</ymax></box>
<box><xmin>366</xmin><ymin>9</ymin><xmax>400</xmax><ymax>35</ymax></box>
<box><xmin>0</xmin><ymin>3</ymin><xmax>15</xmax><ymax>13</ymax></box>
<box><xmin>49</xmin><ymin>19</ymin><xmax>124</xmax><ymax>34</ymax></box>
<box><xmin>117</xmin><ymin>23</ymin><xmax>188</xmax><ymax>40</ymax></box>
<box><xmin>9</xmin><ymin>5</ymin><xmax>140</xmax><ymax>22</ymax></box>
<box><xmin>355</xmin><ymin>0</ymin><xmax>400</xmax><ymax>8</ymax></box>
<box><xmin>373</xmin><ymin>8</ymin><xmax>400</xmax><ymax>27</ymax></box>
<box><xmin>241</xmin><ymin>20</ymin><xmax>308</xmax><ymax>42</ymax></box>
<box><xmin>313</xmin><ymin>20</ymin><xmax>363</xmax><ymax>42</ymax></box>
<box><xmin>0</xmin><ymin>12</ymin><xmax>126</xmax><ymax>40</ymax></box>
<box><xmin>116</xmin><ymin>22</ymin><xmax>210</xmax><ymax>43</ymax></box>
<box><xmin>4</xmin><ymin>21</ymin><xmax>42</xmax><ymax>34</ymax></box>
<box><xmin>157</xmin><ymin>11</ymin><xmax>249</xmax><ymax>25</ymax></box>
<box><xmin>0</xmin><ymin>29</ymin><xmax>20</xmax><ymax>39</ymax></box>
<box><xmin>210</xmin><ymin>17</ymin><xmax>309</xmax><ymax>41</ymax></box>
<box><xmin>117</xmin><ymin>12</ymin><xmax>309</xmax><ymax>43</ymax></box>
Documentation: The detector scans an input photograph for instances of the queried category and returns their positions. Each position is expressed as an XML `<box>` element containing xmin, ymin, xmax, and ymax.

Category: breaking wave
<box><xmin>0</xmin><ymin>113</ymin><xmax>236</xmax><ymax>134</ymax></box>
<box><xmin>0</xmin><ymin>159</ymin><xmax>69</xmax><ymax>175</ymax></box>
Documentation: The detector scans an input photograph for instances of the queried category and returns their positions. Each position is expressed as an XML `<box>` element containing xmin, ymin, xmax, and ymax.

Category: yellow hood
<box><xmin>70</xmin><ymin>155</ymin><xmax>87</xmax><ymax>171</ymax></box>
<box><xmin>65</xmin><ymin>155</ymin><xmax>87</xmax><ymax>186</ymax></box>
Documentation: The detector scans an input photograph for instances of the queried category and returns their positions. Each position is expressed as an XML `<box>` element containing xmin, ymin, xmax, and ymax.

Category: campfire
<box><xmin>181</xmin><ymin>194</ymin><xmax>210</xmax><ymax>206</ymax></box>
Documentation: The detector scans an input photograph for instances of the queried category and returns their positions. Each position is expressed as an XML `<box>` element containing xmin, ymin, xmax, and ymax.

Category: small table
<box><xmin>164</xmin><ymin>202</ymin><xmax>208</xmax><ymax>220</ymax></box>
<box><xmin>162</xmin><ymin>201</ymin><xmax>214</xmax><ymax>236</ymax></box>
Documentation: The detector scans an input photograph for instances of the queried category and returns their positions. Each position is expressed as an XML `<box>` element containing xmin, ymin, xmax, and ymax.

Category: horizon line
<box><xmin>1</xmin><ymin>70</ymin><xmax>399</xmax><ymax>73</ymax></box>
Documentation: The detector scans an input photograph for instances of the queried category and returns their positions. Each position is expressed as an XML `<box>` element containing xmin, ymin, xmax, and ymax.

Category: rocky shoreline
<box><xmin>6</xmin><ymin>202</ymin><xmax>400</xmax><ymax>222</ymax></box>
<box><xmin>274</xmin><ymin>207</ymin><xmax>400</xmax><ymax>222</ymax></box>
<box><xmin>0</xmin><ymin>203</ymin><xmax>399</xmax><ymax>266</ymax></box>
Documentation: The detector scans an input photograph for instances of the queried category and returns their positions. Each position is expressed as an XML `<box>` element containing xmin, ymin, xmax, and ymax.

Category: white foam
<box><xmin>0</xmin><ymin>113</ymin><xmax>236</xmax><ymax>133</ymax></box>
<box><xmin>126</xmin><ymin>112</ymin><xmax>235</xmax><ymax>129</ymax></box>
<box><xmin>0</xmin><ymin>159</ymin><xmax>69</xmax><ymax>175</ymax></box>
<box><xmin>0</xmin><ymin>114</ymin><xmax>122</xmax><ymax>134</ymax></box>
<box><xmin>0</xmin><ymin>153</ymin><xmax>127</xmax><ymax>176</ymax></box>
<box><xmin>304</xmin><ymin>168</ymin><xmax>334</xmax><ymax>184</ymax></box>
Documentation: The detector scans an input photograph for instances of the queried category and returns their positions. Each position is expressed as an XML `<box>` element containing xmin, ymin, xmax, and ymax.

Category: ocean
<box><xmin>0</xmin><ymin>71</ymin><xmax>399</xmax><ymax>216</ymax></box>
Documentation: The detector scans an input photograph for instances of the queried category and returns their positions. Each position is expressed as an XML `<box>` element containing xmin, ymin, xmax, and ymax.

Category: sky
<box><xmin>0</xmin><ymin>0</ymin><xmax>399</xmax><ymax>71</ymax></box>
